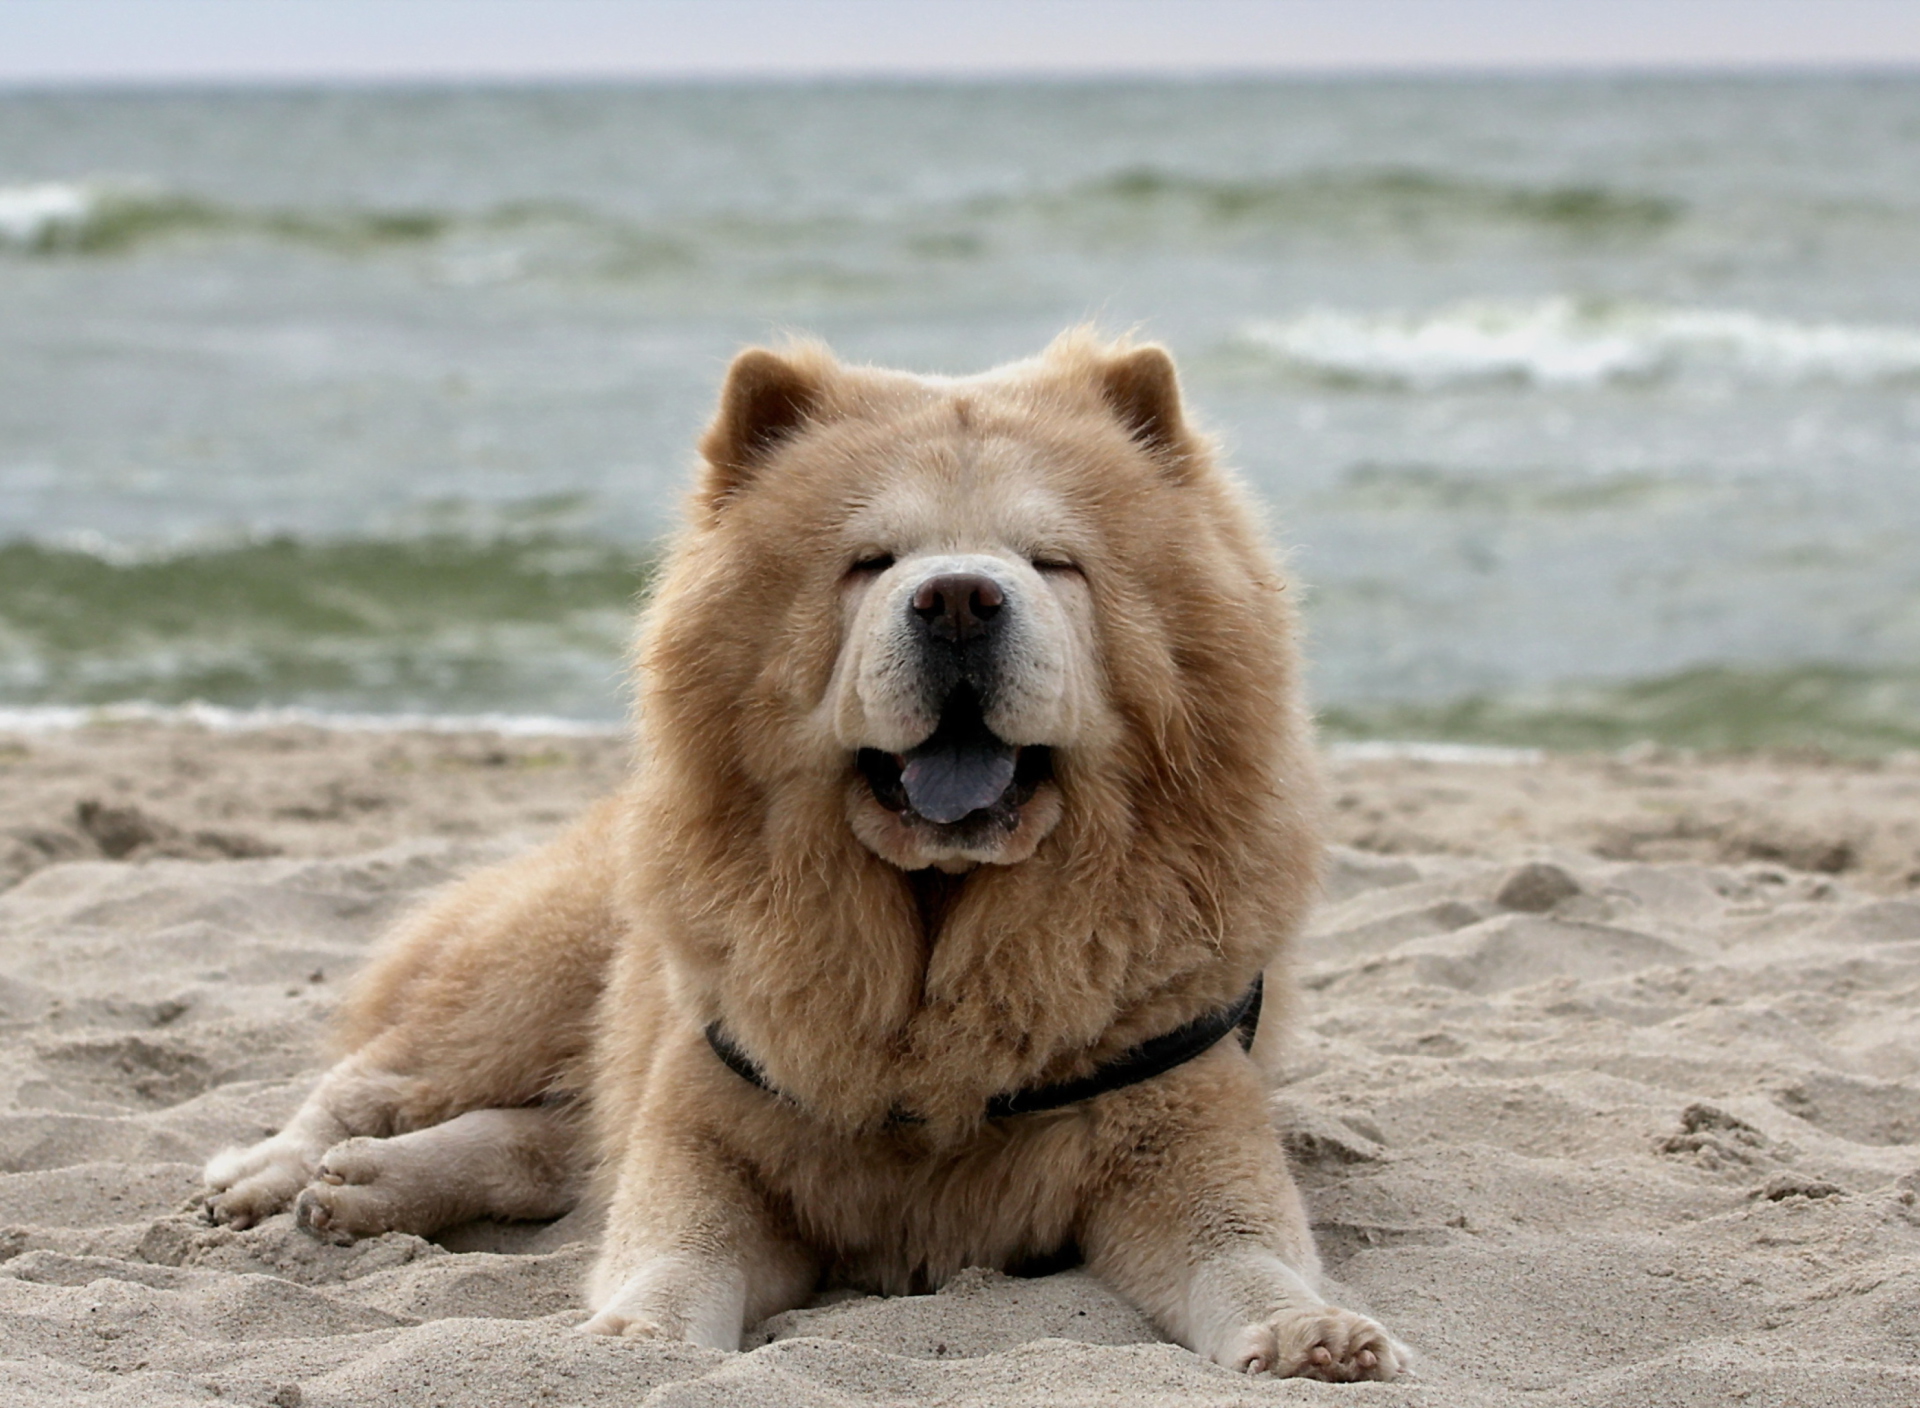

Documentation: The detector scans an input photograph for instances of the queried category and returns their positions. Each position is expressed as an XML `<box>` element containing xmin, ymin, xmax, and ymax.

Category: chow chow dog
<box><xmin>204</xmin><ymin>332</ymin><xmax>1403</xmax><ymax>1382</ymax></box>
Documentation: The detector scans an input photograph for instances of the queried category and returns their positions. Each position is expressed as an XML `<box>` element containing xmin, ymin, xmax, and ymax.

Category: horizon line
<box><xmin>5</xmin><ymin>60</ymin><xmax>1920</xmax><ymax>94</ymax></box>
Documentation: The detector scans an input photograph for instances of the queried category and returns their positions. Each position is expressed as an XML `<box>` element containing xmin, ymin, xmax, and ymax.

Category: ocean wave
<box><xmin>1239</xmin><ymin>298</ymin><xmax>1920</xmax><ymax>389</ymax></box>
<box><xmin>1318</xmin><ymin>665</ymin><xmax>1920</xmax><ymax>755</ymax></box>
<box><xmin>1322</xmin><ymin>462</ymin><xmax>1684</xmax><ymax>514</ymax></box>
<box><xmin>0</xmin><ymin>701</ymin><xmax>620</xmax><ymax>736</ymax></box>
<box><xmin>0</xmin><ymin>178</ymin><xmax>456</xmax><ymax>255</ymax></box>
<box><xmin>4</xmin><ymin>529</ymin><xmax>1915</xmax><ymax>753</ymax></box>
<box><xmin>9</xmin><ymin>667</ymin><xmax>1911</xmax><ymax>755</ymax></box>
<box><xmin>0</xmin><ymin>179</ymin><xmax>694</xmax><ymax>273</ymax></box>
<box><xmin>2</xmin><ymin>164</ymin><xmax>1682</xmax><ymax>267</ymax></box>
<box><xmin>0</xmin><ymin>531</ymin><xmax>648</xmax><ymax>717</ymax></box>
<box><xmin>0</xmin><ymin>181</ymin><xmax>97</xmax><ymax>247</ymax></box>
<box><xmin>1033</xmin><ymin>165</ymin><xmax>1682</xmax><ymax>237</ymax></box>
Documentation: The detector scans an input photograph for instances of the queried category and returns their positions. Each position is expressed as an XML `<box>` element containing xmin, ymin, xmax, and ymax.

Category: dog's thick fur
<box><xmin>204</xmin><ymin>333</ymin><xmax>1404</xmax><ymax>1381</ymax></box>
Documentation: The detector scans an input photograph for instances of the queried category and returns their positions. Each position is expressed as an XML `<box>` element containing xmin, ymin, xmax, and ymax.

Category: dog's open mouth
<box><xmin>857</xmin><ymin>687</ymin><xmax>1054</xmax><ymax>831</ymax></box>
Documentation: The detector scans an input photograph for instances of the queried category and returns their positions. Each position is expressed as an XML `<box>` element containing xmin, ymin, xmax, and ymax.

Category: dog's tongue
<box><xmin>900</xmin><ymin>735</ymin><xmax>1017</xmax><ymax>824</ymax></box>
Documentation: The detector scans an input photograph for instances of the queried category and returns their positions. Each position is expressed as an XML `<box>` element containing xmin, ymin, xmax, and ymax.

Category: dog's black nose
<box><xmin>912</xmin><ymin>573</ymin><xmax>1003</xmax><ymax>643</ymax></box>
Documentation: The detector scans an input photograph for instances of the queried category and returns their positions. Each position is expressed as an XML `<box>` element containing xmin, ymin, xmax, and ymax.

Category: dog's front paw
<box><xmin>1225</xmin><ymin>1305</ymin><xmax>1406</xmax><ymax>1382</ymax></box>
<box><xmin>203</xmin><ymin>1141</ymin><xmax>309</xmax><ymax>1230</ymax></box>
<box><xmin>291</xmin><ymin>1136</ymin><xmax>435</xmax><ymax>1243</ymax></box>
<box><xmin>580</xmin><ymin>1252</ymin><xmax>745</xmax><ymax>1350</ymax></box>
<box><xmin>580</xmin><ymin>1306</ymin><xmax>674</xmax><ymax>1338</ymax></box>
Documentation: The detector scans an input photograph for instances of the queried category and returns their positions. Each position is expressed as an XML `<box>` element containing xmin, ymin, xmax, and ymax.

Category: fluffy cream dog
<box><xmin>204</xmin><ymin>333</ymin><xmax>1404</xmax><ymax>1382</ymax></box>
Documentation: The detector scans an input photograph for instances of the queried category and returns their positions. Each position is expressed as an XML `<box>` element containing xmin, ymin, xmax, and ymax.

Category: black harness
<box><xmin>704</xmin><ymin>973</ymin><xmax>1263</xmax><ymax>1122</ymax></box>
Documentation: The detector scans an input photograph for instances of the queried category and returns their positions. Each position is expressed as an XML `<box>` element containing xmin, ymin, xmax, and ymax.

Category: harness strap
<box><xmin>704</xmin><ymin>973</ymin><xmax>1263</xmax><ymax>1122</ymax></box>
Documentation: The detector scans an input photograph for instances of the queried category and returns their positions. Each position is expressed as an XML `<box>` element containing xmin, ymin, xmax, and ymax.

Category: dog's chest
<box><xmin>773</xmin><ymin>1113</ymin><xmax>1100</xmax><ymax>1297</ymax></box>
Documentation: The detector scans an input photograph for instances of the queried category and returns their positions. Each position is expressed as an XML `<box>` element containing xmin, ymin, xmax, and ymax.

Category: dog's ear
<box><xmin>698</xmin><ymin>346</ymin><xmax>830</xmax><ymax>511</ymax></box>
<box><xmin>1096</xmin><ymin>344</ymin><xmax>1197</xmax><ymax>478</ymax></box>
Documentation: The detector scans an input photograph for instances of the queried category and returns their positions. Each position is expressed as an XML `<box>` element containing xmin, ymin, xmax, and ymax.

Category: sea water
<box><xmin>2</xmin><ymin>76</ymin><xmax>1918</xmax><ymax>749</ymax></box>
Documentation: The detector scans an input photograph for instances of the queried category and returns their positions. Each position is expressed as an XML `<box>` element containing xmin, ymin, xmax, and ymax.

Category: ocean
<box><xmin>3</xmin><ymin>75</ymin><xmax>1918</xmax><ymax>750</ymax></box>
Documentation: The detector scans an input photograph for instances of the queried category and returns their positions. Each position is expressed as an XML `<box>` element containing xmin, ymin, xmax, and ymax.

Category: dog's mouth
<box><xmin>857</xmin><ymin>687</ymin><xmax>1054</xmax><ymax>832</ymax></box>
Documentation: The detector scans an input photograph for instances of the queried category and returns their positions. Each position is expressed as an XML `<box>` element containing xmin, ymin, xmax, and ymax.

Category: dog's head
<box><xmin>637</xmin><ymin>332</ymin><xmax>1304</xmax><ymax>877</ymax></box>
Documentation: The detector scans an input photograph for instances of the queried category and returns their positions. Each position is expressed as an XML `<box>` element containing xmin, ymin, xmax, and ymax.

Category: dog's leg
<box><xmin>581</xmin><ymin>1125</ymin><xmax>818</xmax><ymax>1349</ymax></box>
<box><xmin>203</xmin><ymin>1047</ymin><xmax>425</xmax><ymax>1229</ymax></box>
<box><xmin>1079</xmin><ymin>1055</ymin><xmax>1407</xmax><ymax>1383</ymax></box>
<box><xmin>205</xmin><ymin>804</ymin><xmax>623</xmax><ymax>1232</ymax></box>
<box><xmin>292</xmin><ymin>1104</ymin><xmax>580</xmax><ymax>1241</ymax></box>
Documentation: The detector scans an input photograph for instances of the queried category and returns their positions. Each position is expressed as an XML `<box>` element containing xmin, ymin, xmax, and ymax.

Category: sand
<box><xmin>2</xmin><ymin>722</ymin><xmax>1917</xmax><ymax>1406</ymax></box>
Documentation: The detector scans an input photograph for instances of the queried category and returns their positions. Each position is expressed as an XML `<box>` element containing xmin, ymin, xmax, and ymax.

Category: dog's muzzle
<box><xmin>858</xmin><ymin>685</ymin><xmax>1054</xmax><ymax>829</ymax></box>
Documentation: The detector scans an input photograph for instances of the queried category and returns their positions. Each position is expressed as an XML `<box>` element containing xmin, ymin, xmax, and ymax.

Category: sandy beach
<box><xmin>2</xmin><ymin>722</ymin><xmax>1917</xmax><ymax>1406</ymax></box>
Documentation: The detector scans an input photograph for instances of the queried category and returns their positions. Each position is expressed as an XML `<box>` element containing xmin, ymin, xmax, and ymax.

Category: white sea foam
<box><xmin>0</xmin><ymin>181</ymin><xmax>97</xmax><ymax>247</ymax></box>
<box><xmin>0</xmin><ymin>701</ymin><xmax>621</xmax><ymax>737</ymax></box>
<box><xmin>1240</xmin><ymin>298</ymin><xmax>1920</xmax><ymax>389</ymax></box>
<box><xmin>0</xmin><ymin>703</ymin><xmax>1550</xmax><ymax>763</ymax></box>
<box><xmin>1324</xmin><ymin>739</ymin><xmax>1546</xmax><ymax>766</ymax></box>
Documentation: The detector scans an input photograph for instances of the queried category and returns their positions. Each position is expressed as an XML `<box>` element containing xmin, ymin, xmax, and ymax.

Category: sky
<box><xmin>1</xmin><ymin>0</ymin><xmax>1918</xmax><ymax>86</ymax></box>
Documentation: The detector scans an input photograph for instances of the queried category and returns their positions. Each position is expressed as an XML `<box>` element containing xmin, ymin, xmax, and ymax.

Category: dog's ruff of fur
<box><xmin>203</xmin><ymin>332</ymin><xmax>1407</xmax><ymax>1383</ymax></box>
